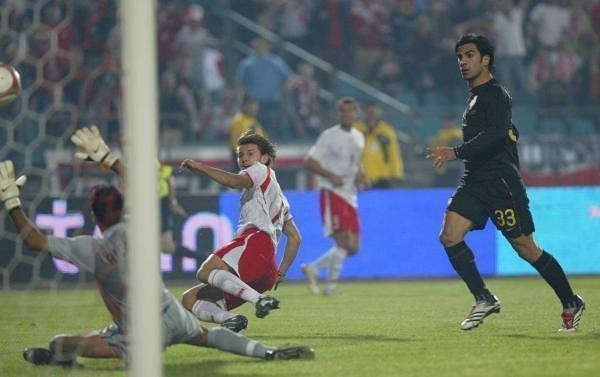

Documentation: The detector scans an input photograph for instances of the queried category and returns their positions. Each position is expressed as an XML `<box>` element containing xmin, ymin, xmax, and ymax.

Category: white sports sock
<box><xmin>191</xmin><ymin>300</ymin><xmax>233</xmax><ymax>324</ymax></box>
<box><xmin>326</xmin><ymin>247</ymin><xmax>347</xmax><ymax>289</ymax></box>
<box><xmin>207</xmin><ymin>328</ymin><xmax>272</xmax><ymax>358</ymax></box>
<box><xmin>208</xmin><ymin>269</ymin><xmax>261</xmax><ymax>304</ymax></box>
<box><xmin>312</xmin><ymin>246</ymin><xmax>338</xmax><ymax>270</ymax></box>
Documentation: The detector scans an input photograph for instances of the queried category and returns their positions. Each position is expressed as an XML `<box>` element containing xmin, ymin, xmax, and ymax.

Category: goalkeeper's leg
<box><xmin>24</xmin><ymin>331</ymin><xmax>121</xmax><ymax>366</ymax></box>
<box><xmin>189</xmin><ymin>327</ymin><xmax>314</xmax><ymax>360</ymax></box>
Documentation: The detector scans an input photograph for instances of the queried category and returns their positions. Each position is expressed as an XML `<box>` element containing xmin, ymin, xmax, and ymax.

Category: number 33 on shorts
<box><xmin>493</xmin><ymin>208</ymin><xmax>516</xmax><ymax>229</ymax></box>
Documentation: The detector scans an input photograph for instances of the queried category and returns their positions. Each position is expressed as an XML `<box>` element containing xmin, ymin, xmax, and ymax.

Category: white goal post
<box><xmin>120</xmin><ymin>0</ymin><xmax>162</xmax><ymax>376</ymax></box>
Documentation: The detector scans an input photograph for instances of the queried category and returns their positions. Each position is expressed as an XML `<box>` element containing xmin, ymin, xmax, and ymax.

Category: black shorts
<box><xmin>447</xmin><ymin>175</ymin><xmax>535</xmax><ymax>238</ymax></box>
<box><xmin>160</xmin><ymin>197</ymin><xmax>174</xmax><ymax>232</ymax></box>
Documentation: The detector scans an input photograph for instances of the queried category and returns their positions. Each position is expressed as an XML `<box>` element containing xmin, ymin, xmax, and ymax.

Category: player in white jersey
<box><xmin>301</xmin><ymin>97</ymin><xmax>368</xmax><ymax>295</ymax></box>
<box><xmin>0</xmin><ymin>126</ymin><xmax>313</xmax><ymax>367</ymax></box>
<box><xmin>180</xmin><ymin>131</ymin><xmax>302</xmax><ymax>332</ymax></box>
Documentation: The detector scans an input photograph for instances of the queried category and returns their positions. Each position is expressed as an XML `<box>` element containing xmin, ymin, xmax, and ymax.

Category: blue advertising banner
<box><xmin>497</xmin><ymin>187</ymin><xmax>600</xmax><ymax>275</ymax></box>
<box><xmin>220</xmin><ymin>189</ymin><xmax>497</xmax><ymax>280</ymax></box>
<box><xmin>4</xmin><ymin>187</ymin><xmax>597</xmax><ymax>286</ymax></box>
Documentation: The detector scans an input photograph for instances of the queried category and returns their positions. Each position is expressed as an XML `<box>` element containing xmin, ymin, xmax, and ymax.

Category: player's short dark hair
<box><xmin>336</xmin><ymin>96</ymin><xmax>359</xmax><ymax>111</ymax></box>
<box><xmin>237</xmin><ymin>131</ymin><xmax>276</xmax><ymax>166</ymax></box>
<box><xmin>90</xmin><ymin>185</ymin><xmax>124</xmax><ymax>228</ymax></box>
<box><xmin>455</xmin><ymin>33</ymin><xmax>495</xmax><ymax>73</ymax></box>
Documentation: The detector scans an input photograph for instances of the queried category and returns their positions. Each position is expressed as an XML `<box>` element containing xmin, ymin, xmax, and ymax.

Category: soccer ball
<box><xmin>0</xmin><ymin>63</ymin><xmax>22</xmax><ymax>107</ymax></box>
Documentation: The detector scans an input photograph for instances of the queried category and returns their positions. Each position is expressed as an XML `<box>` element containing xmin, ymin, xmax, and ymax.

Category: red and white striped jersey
<box><xmin>237</xmin><ymin>162</ymin><xmax>292</xmax><ymax>245</ymax></box>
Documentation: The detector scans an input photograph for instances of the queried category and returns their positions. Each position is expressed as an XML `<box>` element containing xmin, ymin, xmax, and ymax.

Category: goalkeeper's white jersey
<box><xmin>237</xmin><ymin>162</ymin><xmax>292</xmax><ymax>246</ymax></box>
<box><xmin>307</xmin><ymin>125</ymin><xmax>365</xmax><ymax>208</ymax></box>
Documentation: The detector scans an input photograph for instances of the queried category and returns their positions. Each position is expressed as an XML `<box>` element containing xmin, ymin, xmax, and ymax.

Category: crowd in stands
<box><xmin>1</xmin><ymin>0</ymin><xmax>599</xmax><ymax>151</ymax></box>
<box><xmin>239</xmin><ymin>0</ymin><xmax>599</xmax><ymax>105</ymax></box>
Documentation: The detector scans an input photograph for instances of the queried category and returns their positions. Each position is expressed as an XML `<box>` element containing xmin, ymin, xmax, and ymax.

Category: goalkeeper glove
<box><xmin>70</xmin><ymin>125</ymin><xmax>118</xmax><ymax>170</ymax></box>
<box><xmin>0</xmin><ymin>160</ymin><xmax>27</xmax><ymax>211</ymax></box>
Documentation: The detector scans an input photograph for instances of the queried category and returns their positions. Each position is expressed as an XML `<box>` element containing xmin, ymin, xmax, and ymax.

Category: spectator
<box><xmin>157</xmin><ymin>2</ymin><xmax>183</xmax><ymax>73</ymax></box>
<box><xmin>405</xmin><ymin>15</ymin><xmax>437</xmax><ymax>104</ymax></box>
<box><xmin>428</xmin><ymin>114</ymin><xmax>463</xmax><ymax>187</ymax></box>
<box><xmin>235</xmin><ymin>37</ymin><xmax>293</xmax><ymax>138</ymax></box>
<box><xmin>354</xmin><ymin>102</ymin><xmax>404</xmax><ymax>188</ymax></box>
<box><xmin>309</xmin><ymin>0</ymin><xmax>354</xmax><ymax>73</ymax></box>
<box><xmin>369</xmin><ymin>46</ymin><xmax>403</xmax><ymax>97</ymax></box>
<box><xmin>528</xmin><ymin>0</ymin><xmax>571</xmax><ymax>51</ymax></box>
<box><xmin>489</xmin><ymin>0</ymin><xmax>530</xmax><ymax>97</ymax></box>
<box><xmin>288</xmin><ymin>63</ymin><xmax>322</xmax><ymax>138</ymax></box>
<box><xmin>528</xmin><ymin>37</ymin><xmax>581</xmax><ymax>105</ymax></box>
<box><xmin>172</xmin><ymin>4</ymin><xmax>217</xmax><ymax>137</ymax></box>
<box><xmin>211</xmin><ymin>89</ymin><xmax>238</xmax><ymax>141</ymax></box>
<box><xmin>276</xmin><ymin>0</ymin><xmax>312</xmax><ymax>51</ymax></box>
<box><xmin>229</xmin><ymin>96</ymin><xmax>267</xmax><ymax>170</ymax></box>
<box><xmin>200</xmin><ymin>46</ymin><xmax>227</xmax><ymax>140</ymax></box>
<box><xmin>159</xmin><ymin>71</ymin><xmax>201</xmax><ymax>142</ymax></box>
<box><xmin>350</xmin><ymin>0</ymin><xmax>390</xmax><ymax>80</ymax></box>
<box><xmin>388</xmin><ymin>0</ymin><xmax>418</xmax><ymax>54</ymax></box>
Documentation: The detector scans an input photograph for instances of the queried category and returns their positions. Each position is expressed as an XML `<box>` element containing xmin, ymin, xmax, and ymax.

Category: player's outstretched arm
<box><xmin>179</xmin><ymin>159</ymin><xmax>252</xmax><ymax>189</ymax></box>
<box><xmin>275</xmin><ymin>219</ymin><xmax>302</xmax><ymax>289</ymax></box>
<box><xmin>0</xmin><ymin>161</ymin><xmax>48</xmax><ymax>251</ymax></box>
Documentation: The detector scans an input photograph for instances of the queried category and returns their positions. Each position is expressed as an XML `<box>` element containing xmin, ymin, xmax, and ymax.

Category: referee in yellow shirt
<box><xmin>354</xmin><ymin>102</ymin><xmax>404</xmax><ymax>188</ymax></box>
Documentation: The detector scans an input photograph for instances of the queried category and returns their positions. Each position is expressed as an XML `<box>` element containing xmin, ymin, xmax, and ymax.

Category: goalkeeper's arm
<box><xmin>0</xmin><ymin>160</ymin><xmax>48</xmax><ymax>251</ymax></box>
<box><xmin>9</xmin><ymin>207</ymin><xmax>49</xmax><ymax>252</ymax></box>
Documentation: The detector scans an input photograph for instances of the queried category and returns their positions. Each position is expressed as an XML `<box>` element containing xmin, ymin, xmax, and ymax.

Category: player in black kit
<box><xmin>426</xmin><ymin>34</ymin><xmax>585</xmax><ymax>332</ymax></box>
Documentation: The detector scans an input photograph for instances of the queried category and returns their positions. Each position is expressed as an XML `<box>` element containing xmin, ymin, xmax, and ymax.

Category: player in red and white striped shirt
<box><xmin>180</xmin><ymin>131</ymin><xmax>301</xmax><ymax>332</ymax></box>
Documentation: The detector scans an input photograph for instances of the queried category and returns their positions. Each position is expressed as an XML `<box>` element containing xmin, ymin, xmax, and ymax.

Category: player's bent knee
<box><xmin>439</xmin><ymin>232</ymin><xmax>460</xmax><ymax>247</ymax></box>
<box><xmin>514</xmin><ymin>246</ymin><xmax>540</xmax><ymax>263</ymax></box>
<box><xmin>181</xmin><ymin>288</ymin><xmax>195</xmax><ymax>309</ymax></box>
<box><xmin>508</xmin><ymin>236</ymin><xmax>540</xmax><ymax>262</ymax></box>
<box><xmin>196</xmin><ymin>267</ymin><xmax>208</xmax><ymax>282</ymax></box>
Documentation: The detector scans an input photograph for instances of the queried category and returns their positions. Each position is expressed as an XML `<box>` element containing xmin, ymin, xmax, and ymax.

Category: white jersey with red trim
<box><xmin>237</xmin><ymin>163</ymin><xmax>292</xmax><ymax>245</ymax></box>
<box><xmin>307</xmin><ymin>125</ymin><xmax>365</xmax><ymax>207</ymax></box>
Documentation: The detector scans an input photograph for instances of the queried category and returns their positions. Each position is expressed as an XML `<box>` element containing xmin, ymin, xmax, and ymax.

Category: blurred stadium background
<box><xmin>0</xmin><ymin>0</ymin><xmax>599</xmax><ymax>285</ymax></box>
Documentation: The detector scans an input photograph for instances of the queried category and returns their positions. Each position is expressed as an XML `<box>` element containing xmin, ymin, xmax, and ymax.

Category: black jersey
<box><xmin>455</xmin><ymin>79</ymin><xmax>521</xmax><ymax>183</ymax></box>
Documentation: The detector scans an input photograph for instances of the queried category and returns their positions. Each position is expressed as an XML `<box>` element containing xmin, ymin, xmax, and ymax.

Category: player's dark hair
<box><xmin>336</xmin><ymin>96</ymin><xmax>359</xmax><ymax>111</ymax></box>
<box><xmin>90</xmin><ymin>185</ymin><xmax>124</xmax><ymax>228</ymax></box>
<box><xmin>237</xmin><ymin>131</ymin><xmax>276</xmax><ymax>166</ymax></box>
<box><xmin>455</xmin><ymin>34</ymin><xmax>495</xmax><ymax>74</ymax></box>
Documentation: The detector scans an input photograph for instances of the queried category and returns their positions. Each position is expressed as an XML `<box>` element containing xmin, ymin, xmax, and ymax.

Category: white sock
<box><xmin>312</xmin><ymin>246</ymin><xmax>339</xmax><ymax>270</ymax></box>
<box><xmin>191</xmin><ymin>300</ymin><xmax>233</xmax><ymax>324</ymax></box>
<box><xmin>208</xmin><ymin>269</ymin><xmax>261</xmax><ymax>304</ymax></box>
<box><xmin>326</xmin><ymin>247</ymin><xmax>347</xmax><ymax>289</ymax></box>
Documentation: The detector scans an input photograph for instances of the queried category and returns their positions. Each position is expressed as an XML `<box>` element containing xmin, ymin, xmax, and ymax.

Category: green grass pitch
<box><xmin>1</xmin><ymin>277</ymin><xmax>599</xmax><ymax>377</ymax></box>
